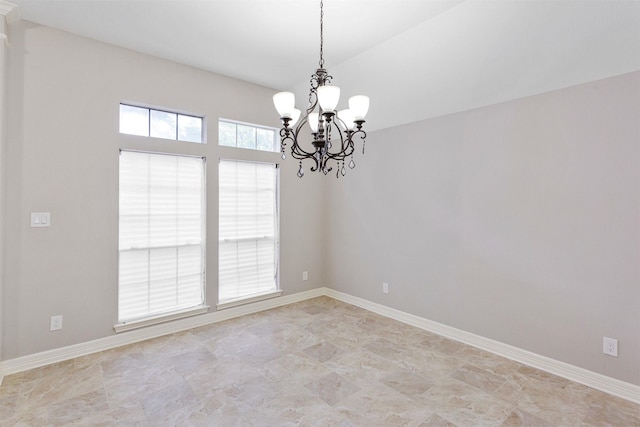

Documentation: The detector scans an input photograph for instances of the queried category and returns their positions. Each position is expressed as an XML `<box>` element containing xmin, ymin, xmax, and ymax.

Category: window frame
<box><xmin>115</xmin><ymin>149</ymin><xmax>208</xmax><ymax>332</ymax></box>
<box><xmin>119</xmin><ymin>103</ymin><xmax>205</xmax><ymax>144</ymax></box>
<box><xmin>218</xmin><ymin>118</ymin><xmax>280</xmax><ymax>152</ymax></box>
<box><xmin>217</xmin><ymin>158</ymin><xmax>281</xmax><ymax>309</ymax></box>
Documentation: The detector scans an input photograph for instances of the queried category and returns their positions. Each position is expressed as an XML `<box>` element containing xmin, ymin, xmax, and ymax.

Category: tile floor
<box><xmin>0</xmin><ymin>297</ymin><xmax>639</xmax><ymax>426</ymax></box>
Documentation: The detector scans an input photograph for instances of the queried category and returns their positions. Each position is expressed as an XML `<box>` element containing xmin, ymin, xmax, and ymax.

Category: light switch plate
<box><xmin>31</xmin><ymin>212</ymin><xmax>51</xmax><ymax>228</ymax></box>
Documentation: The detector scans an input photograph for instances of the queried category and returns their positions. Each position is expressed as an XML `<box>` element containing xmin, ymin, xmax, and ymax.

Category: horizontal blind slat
<box><xmin>218</xmin><ymin>159</ymin><xmax>278</xmax><ymax>304</ymax></box>
<box><xmin>118</xmin><ymin>151</ymin><xmax>205</xmax><ymax>322</ymax></box>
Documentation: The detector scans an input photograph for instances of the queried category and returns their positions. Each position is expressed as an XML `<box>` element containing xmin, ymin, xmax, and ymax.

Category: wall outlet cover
<box><xmin>50</xmin><ymin>315</ymin><xmax>63</xmax><ymax>331</ymax></box>
<box><xmin>603</xmin><ymin>337</ymin><xmax>618</xmax><ymax>357</ymax></box>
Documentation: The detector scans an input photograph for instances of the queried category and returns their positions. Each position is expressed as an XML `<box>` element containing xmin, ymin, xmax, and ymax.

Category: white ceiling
<box><xmin>8</xmin><ymin>0</ymin><xmax>640</xmax><ymax>131</ymax></box>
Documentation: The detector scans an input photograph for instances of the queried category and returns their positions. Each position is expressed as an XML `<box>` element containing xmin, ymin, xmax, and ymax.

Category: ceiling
<box><xmin>8</xmin><ymin>0</ymin><xmax>640</xmax><ymax>131</ymax></box>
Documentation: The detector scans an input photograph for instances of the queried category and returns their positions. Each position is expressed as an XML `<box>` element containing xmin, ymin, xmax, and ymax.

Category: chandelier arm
<box><xmin>336</xmin><ymin>122</ymin><xmax>353</xmax><ymax>155</ymax></box>
<box><xmin>284</xmin><ymin>116</ymin><xmax>324</xmax><ymax>174</ymax></box>
<box><xmin>290</xmin><ymin>147</ymin><xmax>321</xmax><ymax>173</ymax></box>
<box><xmin>328</xmin><ymin>119</ymin><xmax>344</xmax><ymax>150</ymax></box>
<box><xmin>324</xmin><ymin>145</ymin><xmax>354</xmax><ymax>162</ymax></box>
<box><xmin>289</xmin><ymin>116</ymin><xmax>318</xmax><ymax>159</ymax></box>
<box><xmin>279</xmin><ymin>128</ymin><xmax>293</xmax><ymax>154</ymax></box>
<box><xmin>352</xmin><ymin>128</ymin><xmax>367</xmax><ymax>140</ymax></box>
<box><xmin>308</xmin><ymin>78</ymin><xmax>319</xmax><ymax>110</ymax></box>
<box><xmin>321</xmin><ymin>121</ymin><xmax>353</xmax><ymax>160</ymax></box>
<box><xmin>307</xmin><ymin>69</ymin><xmax>331</xmax><ymax>113</ymax></box>
<box><xmin>352</xmin><ymin>129</ymin><xmax>367</xmax><ymax>154</ymax></box>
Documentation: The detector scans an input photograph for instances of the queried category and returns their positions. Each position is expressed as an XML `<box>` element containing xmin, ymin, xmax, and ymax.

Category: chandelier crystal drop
<box><xmin>273</xmin><ymin>0</ymin><xmax>369</xmax><ymax>178</ymax></box>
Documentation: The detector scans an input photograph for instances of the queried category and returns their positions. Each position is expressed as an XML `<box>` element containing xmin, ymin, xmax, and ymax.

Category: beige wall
<box><xmin>327</xmin><ymin>71</ymin><xmax>640</xmax><ymax>385</ymax></box>
<box><xmin>3</xmin><ymin>18</ymin><xmax>639</xmax><ymax>389</ymax></box>
<box><xmin>3</xmin><ymin>21</ymin><xmax>326</xmax><ymax>359</ymax></box>
<box><xmin>0</xmin><ymin>16</ymin><xmax>8</xmax><ymax>367</ymax></box>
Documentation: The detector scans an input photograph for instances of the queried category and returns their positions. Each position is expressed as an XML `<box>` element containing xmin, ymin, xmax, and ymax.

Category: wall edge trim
<box><xmin>2</xmin><ymin>286</ymin><xmax>638</xmax><ymax>404</ymax></box>
<box><xmin>0</xmin><ymin>287</ymin><xmax>324</xmax><ymax>377</ymax></box>
<box><xmin>323</xmin><ymin>288</ymin><xmax>639</xmax><ymax>404</ymax></box>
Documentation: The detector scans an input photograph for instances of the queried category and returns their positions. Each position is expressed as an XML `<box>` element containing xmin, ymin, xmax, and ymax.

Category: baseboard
<box><xmin>2</xmin><ymin>286</ymin><xmax>638</xmax><ymax>405</ymax></box>
<box><xmin>324</xmin><ymin>288</ymin><xmax>640</xmax><ymax>404</ymax></box>
<box><xmin>0</xmin><ymin>287</ymin><xmax>324</xmax><ymax>377</ymax></box>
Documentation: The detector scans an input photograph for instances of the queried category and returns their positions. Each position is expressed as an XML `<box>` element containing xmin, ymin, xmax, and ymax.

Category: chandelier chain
<box><xmin>319</xmin><ymin>0</ymin><xmax>324</xmax><ymax>68</ymax></box>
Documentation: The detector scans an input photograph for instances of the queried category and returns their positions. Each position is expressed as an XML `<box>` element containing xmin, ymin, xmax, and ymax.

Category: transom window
<box><xmin>219</xmin><ymin>119</ymin><xmax>278</xmax><ymax>152</ymax></box>
<box><xmin>119</xmin><ymin>104</ymin><xmax>204</xmax><ymax>143</ymax></box>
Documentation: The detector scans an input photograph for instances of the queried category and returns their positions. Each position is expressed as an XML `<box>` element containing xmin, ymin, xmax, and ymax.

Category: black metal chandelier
<box><xmin>273</xmin><ymin>0</ymin><xmax>369</xmax><ymax>178</ymax></box>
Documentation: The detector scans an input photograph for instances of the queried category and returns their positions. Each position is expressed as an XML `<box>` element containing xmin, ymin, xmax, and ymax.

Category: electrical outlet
<box><xmin>382</xmin><ymin>282</ymin><xmax>389</xmax><ymax>294</ymax></box>
<box><xmin>50</xmin><ymin>315</ymin><xmax>63</xmax><ymax>331</ymax></box>
<box><xmin>603</xmin><ymin>337</ymin><xmax>618</xmax><ymax>357</ymax></box>
<box><xmin>303</xmin><ymin>271</ymin><xmax>308</xmax><ymax>281</ymax></box>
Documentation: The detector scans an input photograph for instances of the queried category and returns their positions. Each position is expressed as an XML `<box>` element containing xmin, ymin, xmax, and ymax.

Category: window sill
<box><xmin>217</xmin><ymin>290</ymin><xmax>283</xmax><ymax>310</ymax></box>
<box><xmin>114</xmin><ymin>305</ymin><xmax>210</xmax><ymax>333</ymax></box>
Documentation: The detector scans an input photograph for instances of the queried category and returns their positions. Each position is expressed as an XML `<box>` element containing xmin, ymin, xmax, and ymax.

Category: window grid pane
<box><xmin>218</xmin><ymin>119</ymin><xmax>278</xmax><ymax>153</ymax></box>
<box><xmin>237</xmin><ymin>125</ymin><xmax>257</xmax><ymax>150</ymax></box>
<box><xmin>119</xmin><ymin>104</ymin><xmax>204</xmax><ymax>144</ymax></box>
<box><xmin>150</xmin><ymin>110</ymin><xmax>178</xmax><ymax>140</ymax></box>
<box><xmin>178</xmin><ymin>114</ymin><xmax>203</xmax><ymax>143</ymax></box>
<box><xmin>219</xmin><ymin>121</ymin><xmax>237</xmax><ymax>147</ymax></box>
<box><xmin>119</xmin><ymin>105</ymin><xmax>149</xmax><ymax>137</ymax></box>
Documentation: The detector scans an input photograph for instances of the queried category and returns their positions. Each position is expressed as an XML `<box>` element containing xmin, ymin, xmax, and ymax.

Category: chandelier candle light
<box><xmin>273</xmin><ymin>0</ymin><xmax>369</xmax><ymax>178</ymax></box>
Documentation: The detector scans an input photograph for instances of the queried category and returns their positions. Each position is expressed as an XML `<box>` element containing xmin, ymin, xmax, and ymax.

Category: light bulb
<box><xmin>348</xmin><ymin>95</ymin><xmax>369</xmax><ymax>121</ymax></box>
<box><xmin>338</xmin><ymin>109</ymin><xmax>356</xmax><ymax>131</ymax></box>
<box><xmin>273</xmin><ymin>92</ymin><xmax>295</xmax><ymax>118</ymax></box>
<box><xmin>308</xmin><ymin>112</ymin><xmax>319</xmax><ymax>133</ymax></box>
<box><xmin>317</xmin><ymin>86</ymin><xmax>341</xmax><ymax>113</ymax></box>
<box><xmin>290</xmin><ymin>108</ymin><xmax>301</xmax><ymax>127</ymax></box>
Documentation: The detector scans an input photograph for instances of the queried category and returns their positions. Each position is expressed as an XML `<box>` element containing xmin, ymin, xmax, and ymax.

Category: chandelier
<box><xmin>273</xmin><ymin>0</ymin><xmax>369</xmax><ymax>178</ymax></box>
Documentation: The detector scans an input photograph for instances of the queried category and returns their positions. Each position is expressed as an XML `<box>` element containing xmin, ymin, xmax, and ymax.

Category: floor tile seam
<box><xmin>501</xmin><ymin>390</ymin><xmax>592</xmax><ymax>425</ymax></box>
<box><xmin>435</xmin><ymin>373</ymin><xmax>517</xmax><ymax>409</ymax></box>
<box><xmin>460</xmin><ymin>365</ymin><xmax>509</xmax><ymax>393</ymax></box>
<box><xmin>333</xmin><ymin>381</ymin><xmax>433</xmax><ymax>418</ymax></box>
<box><xmin>382</xmin><ymin>375</ymin><xmax>438</xmax><ymax>402</ymax></box>
<box><xmin>605</xmin><ymin>401</ymin><xmax>640</xmax><ymax>419</ymax></box>
<box><xmin>491</xmin><ymin>405</ymin><xmax>523</xmax><ymax>427</ymax></box>
<box><xmin>531</xmin><ymin>401</ymin><xmax>590</xmax><ymax>427</ymax></box>
<box><xmin>0</xmin><ymin>383</ymin><xmax>19</xmax><ymax>403</ymax></box>
<box><xmin>13</xmin><ymin>373</ymin><xmax>106</xmax><ymax>417</ymax></box>
<box><xmin>0</xmin><ymin>394</ymin><xmax>18</xmax><ymax>422</ymax></box>
<box><xmin>451</xmin><ymin>364</ymin><xmax>510</xmax><ymax>393</ymax></box>
<box><xmin>462</xmin><ymin>361</ymin><xmax>525</xmax><ymax>383</ymax></box>
<box><xmin>44</xmin><ymin>387</ymin><xmax>107</xmax><ymax>425</ymax></box>
<box><xmin>98</xmin><ymin>367</ymin><xmax>132</xmax><ymax>418</ymax></box>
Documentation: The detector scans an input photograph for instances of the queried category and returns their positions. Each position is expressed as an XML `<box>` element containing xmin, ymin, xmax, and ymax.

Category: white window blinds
<box><xmin>119</xmin><ymin>150</ymin><xmax>205</xmax><ymax>323</ymax></box>
<box><xmin>219</xmin><ymin>160</ymin><xmax>279</xmax><ymax>303</ymax></box>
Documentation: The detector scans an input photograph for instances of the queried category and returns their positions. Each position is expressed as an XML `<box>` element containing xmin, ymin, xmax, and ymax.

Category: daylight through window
<box><xmin>118</xmin><ymin>150</ymin><xmax>206</xmax><ymax>323</ymax></box>
<box><xmin>119</xmin><ymin>104</ymin><xmax>203</xmax><ymax>143</ymax></box>
<box><xmin>219</xmin><ymin>119</ymin><xmax>278</xmax><ymax>152</ymax></box>
<box><xmin>219</xmin><ymin>160</ymin><xmax>279</xmax><ymax>304</ymax></box>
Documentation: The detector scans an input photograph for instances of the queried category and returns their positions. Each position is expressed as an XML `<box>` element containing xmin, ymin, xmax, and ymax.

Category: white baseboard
<box><xmin>0</xmin><ymin>288</ymin><xmax>324</xmax><ymax>378</ymax></box>
<box><xmin>323</xmin><ymin>288</ymin><xmax>640</xmax><ymax>405</ymax></box>
<box><xmin>2</xmin><ymin>286</ymin><xmax>638</xmax><ymax>405</ymax></box>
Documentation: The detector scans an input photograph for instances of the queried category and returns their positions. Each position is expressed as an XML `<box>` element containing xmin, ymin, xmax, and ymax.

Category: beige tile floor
<box><xmin>1</xmin><ymin>297</ymin><xmax>639</xmax><ymax>426</ymax></box>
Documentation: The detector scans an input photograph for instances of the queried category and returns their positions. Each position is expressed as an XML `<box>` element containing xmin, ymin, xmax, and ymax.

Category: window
<box><xmin>118</xmin><ymin>150</ymin><xmax>206</xmax><ymax>326</ymax></box>
<box><xmin>119</xmin><ymin>104</ymin><xmax>203</xmax><ymax>143</ymax></box>
<box><xmin>219</xmin><ymin>119</ymin><xmax>278</xmax><ymax>152</ymax></box>
<box><xmin>219</xmin><ymin>160</ymin><xmax>279</xmax><ymax>305</ymax></box>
